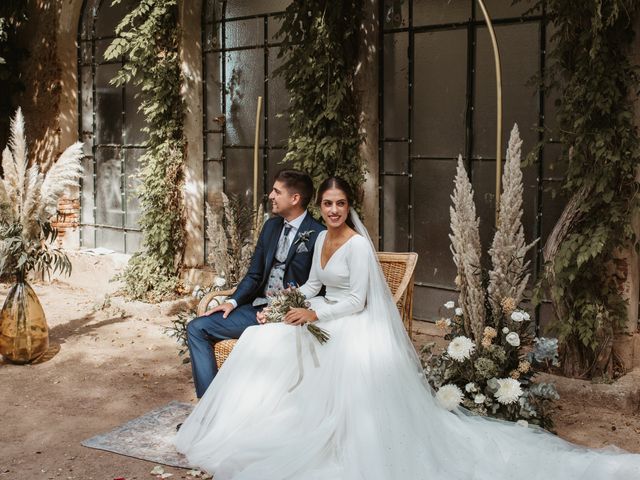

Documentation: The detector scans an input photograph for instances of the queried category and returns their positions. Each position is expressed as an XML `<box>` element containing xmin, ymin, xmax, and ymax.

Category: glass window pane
<box><xmin>225</xmin><ymin>0</ymin><xmax>289</xmax><ymax>18</ymax></box>
<box><xmin>382</xmin><ymin>0</ymin><xmax>408</xmax><ymax>30</ymax></box>
<box><xmin>414</xmin><ymin>0</ymin><xmax>471</xmax><ymax>27</ymax></box>
<box><xmin>383</xmin><ymin>141</ymin><xmax>408</xmax><ymax>173</ymax></box>
<box><xmin>125</xmin><ymin>148</ymin><xmax>144</xmax><ymax>229</ymax></box>
<box><xmin>543</xmin><ymin>142</ymin><xmax>566</xmax><ymax>180</ymax></box>
<box><xmin>413</xmin><ymin>29</ymin><xmax>467</xmax><ymax>158</ymax></box>
<box><xmin>383</xmin><ymin>32</ymin><xmax>408</xmax><ymax>139</ymax></box>
<box><xmin>81</xmin><ymin>226</ymin><xmax>96</xmax><ymax>248</ymax></box>
<box><xmin>95</xmin><ymin>64</ymin><xmax>122</xmax><ymax>145</ymax></box>
<box><xmin>95</xmin><ymin>147</ymin><xmax>123</xmax><ymax>227</ymax></box>
<box><xmin>225</xmin><ymin>50</ymin><xmax>265</xmax><ymax>146</ymax></box>
<box><xmin>95</xmin><ymin>0</ymin><xmax>133</xmax><ymax>38</ymax></box>
<box><xmin>206</xmin><ymin>160</ymin><xmax>224</xmax><ymax>205</ymax></box>
<box><xmin>413</xmin><ymin>286</ymin><xmax>456</xmax><ymax>322</ymax></box>
<box><xmin>205</xmin><ymin>52</ymin><xmax>223</xmax><ymax>131</ymax></box>
<box><xmin>413</xmin><ymin>159</ymin><xmax>458</xmax><ymax>286</ymax></box>
<box><xmin>125</xmin><ymin>231</ymin><xmax>142</xmax><ymax>254</ymax></box>
<box><xmin>225</xmin><ymin>18</ymin><xmax>262</xmax><ymax>48</ymax></box>
<box><xmin>124</xmin><ymin>81</ymin><xmax>147</xmax><ymax>145</ymax></box>
<box><xmin>480</xmin><ymin>0</ymin><xmax>539</xmax><ymax>20</ymax></box>
<box><xmin>474</xmin><ymin>23</ymin><xmax>540</xmax><ymax>158</ymax></box>
<box><xmin>80</xmin><ymin>156</ymin><xmax>95</xmax><ymax>224</ymax></box>
<box><xmin>382</xmin><ymin>175</ymin><xmax>410</xmax><ymax>252</ymax></box>
<box><xmin>225</xmin><ymin>148</ymin><xmax>254</xmax><ymax>204</ymax></box>
<box><xmin>96</xmin><ymin>227</ymin><xmax>124</xmax><ymax>252</ymax></box>
<box><xmin>80</xmin><ymin>66</ymin><xmax>93</xmax><ymax>133</ymax></box>
<box><xmin>268</xmin><ymin>48</ymin><xmax>288</xmax><ymax>147</ymax></box>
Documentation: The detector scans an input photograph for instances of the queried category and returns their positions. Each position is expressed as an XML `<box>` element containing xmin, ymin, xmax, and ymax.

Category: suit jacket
<box><xmin>230</xmin><ymin>212</ymin><xmax>326</xmax><ymax>307</ymax></box>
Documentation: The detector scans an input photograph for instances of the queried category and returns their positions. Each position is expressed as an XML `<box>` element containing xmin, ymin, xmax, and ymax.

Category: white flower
<box><xmin>447</xmin><ymin>336</ymin><xmax>476</xmax><ymax>362</ymax></box>
<box><xmin>523</xmin><ymin>311</ymin><xmax>531</xmax><ymax>321</ymax></box>
<box><xmin>465</xmin><ymin>382</ymin><xmax>477</xmax><ymax>393</ymax></box>
<box><xmin>511</xmin><ymin>311</ymin><xmax>525</xmax><ymax>322</ymax></box>
<box><xmin>444</xmin><ymin>301</ymin><xmax>455</xmax><ymax>309</ymax></box>
<box><xmin>444</xmin><ymin>318</ymin><xmax>451</xmax><ymax>326</ymax></box>
<box><xmin>436</xmin><ymin>384</ymin><xmax>463</xmax><ymax>411</ymax></box>
<box><xmin>191</xmin><ymin>284</ymin><xmax>201</xmax><ymax>297</ymax></box>
<box><xmin>214</xmin><ymin>276</ymin><xmax>226</xmax><ymax>288</ymax></box>
<box><xmin>502</xmin><ymin>327</ymin><xmax>510</xmax><ymax>334</ymax></box>
<box><xmin>495</xmin><ymin>378</ymin><xmax>523</xmax><ymax>404</ymax></box>
<box><xmin>455</xmin><ymin>307</ymin><xmax>463</xmax><ymax>316</ymax></box>
<box><xmin>506</xmin><ymin>332</ymin><xmax>521</xmax><ymax>347</ymax></box>
<box><xmin>474</xmin><ymin>394</ymin><xmax>486</xmax><ymax>404</ymax></box>
<box><xmin>516</xmin><ymin>420</ymin><xmax>529</xmax><ymax>428</ymax></box>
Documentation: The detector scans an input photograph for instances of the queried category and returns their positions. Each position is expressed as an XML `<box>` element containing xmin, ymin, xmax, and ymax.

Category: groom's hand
<box><xmin>205</xmin><ymin>302</ymin><xmax>235</xmax><ymax>318</ymax></box>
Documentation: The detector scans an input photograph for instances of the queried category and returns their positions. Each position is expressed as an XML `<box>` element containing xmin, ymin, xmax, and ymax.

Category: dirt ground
<box><xmin>1</xmin><ymin>279</ymin><xmax>640</xmax><ymax>480</ymax></box>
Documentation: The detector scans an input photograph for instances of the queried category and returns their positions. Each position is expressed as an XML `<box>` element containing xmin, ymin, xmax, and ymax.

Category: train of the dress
<box><xmin>174</xmin><ymin>209</ymin><xmax>640</xmax><ymax>479</ymax></box>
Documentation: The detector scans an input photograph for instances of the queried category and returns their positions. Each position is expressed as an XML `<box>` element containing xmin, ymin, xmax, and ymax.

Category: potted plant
<box><xmin>0</xmin><ymin>108</ymin><xmax>83</xmax><ymax>363</ymax></box>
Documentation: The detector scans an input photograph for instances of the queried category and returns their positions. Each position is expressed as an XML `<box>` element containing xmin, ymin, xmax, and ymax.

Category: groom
<box><xmin>187</xmin><ymin>169</ymin><xmax>325</xmax><ymax>398</ymax></box>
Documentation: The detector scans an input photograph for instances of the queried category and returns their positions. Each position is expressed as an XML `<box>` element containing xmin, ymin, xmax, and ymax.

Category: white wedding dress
<box><xmin>175</xmin><ymin>213</ymin><xmax>640</xmax><ymax>479</ymax></box>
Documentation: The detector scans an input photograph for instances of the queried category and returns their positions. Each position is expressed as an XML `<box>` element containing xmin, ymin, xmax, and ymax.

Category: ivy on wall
<box><xmin>105</xmin><ymin>0</ymin><xmax>185</xmax><ymax>301</ymax></box>
<box><xmin>538</xmin><ymin>0</ymin><xmax>640</xmax><ymax>377</ymax></box>
<box><xmin>0</xmin><ymin>1</ymin><xmax>27</xmax><ymax>147</ymax></box>
<box><xmin>275</xmin><ymin>0</ymin><xmax>366</xmax><ymax>200</ymax></box>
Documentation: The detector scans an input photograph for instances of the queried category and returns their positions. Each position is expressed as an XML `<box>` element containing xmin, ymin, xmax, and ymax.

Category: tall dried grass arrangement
<box><xmin>206</xmin><ymin>192</ymin><xmax>264</xmax><ymax>287</ymax></box>
<box><xmin>487</xmin><ymin>124</ymin><xmax>537</xmax><ymax>314</ymax></box>
<box><xmin>0</xmin><ymin>108</ymin><xmax>83</xmax><ymax>278</ymax></box>
<box><xmin>449</xmin><ymin>155</ymin><xmax>485</xmax><ymax>341</ymax></box>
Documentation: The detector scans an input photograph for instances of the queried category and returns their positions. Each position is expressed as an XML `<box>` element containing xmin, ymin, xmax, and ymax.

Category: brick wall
<box><xmin>51</xmin><ymin>196</ymin><xmax>80</xmax><ymax>244</ymax></box>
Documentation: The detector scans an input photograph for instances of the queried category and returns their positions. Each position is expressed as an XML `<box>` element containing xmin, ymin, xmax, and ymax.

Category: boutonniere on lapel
<box><xmin>294</xmin><ymin>230</ymin><xmax>315</xmax><ymax>253</ymax></box>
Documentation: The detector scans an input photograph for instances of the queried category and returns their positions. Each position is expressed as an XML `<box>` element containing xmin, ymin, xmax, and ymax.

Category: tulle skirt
<box><xmin>174</xmin><ymin>297</ymin><xmax>640</xmax><ymax>480</ymax></box>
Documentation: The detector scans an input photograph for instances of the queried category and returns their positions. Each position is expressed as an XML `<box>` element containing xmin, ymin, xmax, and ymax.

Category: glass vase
<box><xmin>0</xmin><ymin>279</ymin><xmax>49</xmax><ymax>364</ymax></box>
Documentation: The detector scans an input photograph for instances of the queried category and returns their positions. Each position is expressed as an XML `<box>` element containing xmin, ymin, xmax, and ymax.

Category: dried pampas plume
<box><xmin>487</xmin><ymin>124</ymin><xmax>537</xmax><ymax>313</ymax></box>
<box><xmin>0</xmin><ymin>108</ymin><xmax>84</xmax><ymax>243</ymax></box>
<box><xmin>449</xmin><ymin>155</ymin><xmax>485</xmax><ymax>342</ymax></box>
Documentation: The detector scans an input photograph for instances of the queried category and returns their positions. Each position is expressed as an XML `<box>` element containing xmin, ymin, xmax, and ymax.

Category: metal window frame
<box><xmin>379</xmin><ymin>0</ymin><xmax>552</xmax><ymax>324</ymax></box>
<box><xmin>77</xmin><ymin>0</ymin><xmax>145</xmax><ymax>254</ymax></box>
<box><xmin>201</xmin><ymin>1</ymin><xmax>288</xmax><ymax>256</ymax></box>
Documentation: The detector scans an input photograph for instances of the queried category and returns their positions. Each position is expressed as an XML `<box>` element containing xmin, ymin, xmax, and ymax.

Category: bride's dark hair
<box><xmin>316</xmin><ymin>177</ymin><xmax>356</xmax><ymax>228</ymax></box>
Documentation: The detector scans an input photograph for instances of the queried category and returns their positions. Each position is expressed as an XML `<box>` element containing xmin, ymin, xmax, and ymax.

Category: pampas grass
<box><xmin>487</xmin><ymin>124</ymin><xmax>537</xmax><ymax>313</ymax></box>
<box><xmin>206</xmin><ymin>192</ymin><xmax>265</xmax><ymax>287</ymax></box>
<box><xmin>449</xmin><ymin>155</ymin><xmax>485</xmax><ymax>341</ymax></box>
<box><xmin>0</xmin><ymin>108</ymin><xmax>83</xmax><ymax>278</ymax></box>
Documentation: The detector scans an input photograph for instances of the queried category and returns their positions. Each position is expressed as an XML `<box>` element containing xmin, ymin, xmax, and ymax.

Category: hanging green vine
<box><xmin>105</xmin><ymin>0</ymin><xmax>185</xmax><ymax>301</ymax></box>
<box><xmin>537</xmin><ymin>1</ymin><xmax>640</xmax><ymax>377</ymax></box>
<box><xmin>275</xmin><ymin>0</ymin><xmax>366</xmax><ymax>200</ymax></box>
<box><xmin>0</xmin><ymin>1</ymin><xmax>27</xmax><ymax>147</ymax></box>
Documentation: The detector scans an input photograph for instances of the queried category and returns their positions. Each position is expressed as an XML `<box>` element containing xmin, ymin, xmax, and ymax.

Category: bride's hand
<box><xmin>284</xmin><ymin>308</ymin><xmax>317</xmax><ymax>326</ymax></box>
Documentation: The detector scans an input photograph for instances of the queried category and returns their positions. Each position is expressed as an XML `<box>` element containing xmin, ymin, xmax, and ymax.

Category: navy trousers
<box><xmin>187</xmin><ymin>303</ymin><xmax>261</xmax><ymax>398</ymax></box>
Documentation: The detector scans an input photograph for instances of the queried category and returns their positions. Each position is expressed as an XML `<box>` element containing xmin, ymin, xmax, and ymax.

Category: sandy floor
<box><xmin>1</xmin><ymin>280</ymin><xmax>639</xmax><ymax>479</ymax></box>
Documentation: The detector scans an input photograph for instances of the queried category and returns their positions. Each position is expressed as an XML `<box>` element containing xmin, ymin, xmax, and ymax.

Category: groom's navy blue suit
<box><xmin>187</xmin><ymin>212</ymin><xmax>325</xmax><ymax>397</ymax></box>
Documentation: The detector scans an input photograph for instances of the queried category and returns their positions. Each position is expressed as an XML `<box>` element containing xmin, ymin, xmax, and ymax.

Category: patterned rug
<box><xmin>81</xmin><ymin>401</ymin><xmax>194</xmax><ymax>468</ymax></box>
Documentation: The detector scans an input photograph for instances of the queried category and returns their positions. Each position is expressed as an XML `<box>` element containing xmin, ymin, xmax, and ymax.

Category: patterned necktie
<box><xmin>275</xmin><ymin>223</ymin><xmax>292</xmax><ymax>263</ymax></box>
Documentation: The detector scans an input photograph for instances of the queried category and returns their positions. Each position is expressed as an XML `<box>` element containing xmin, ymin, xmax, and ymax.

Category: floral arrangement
<box><xmin>423</xmin><ymin>299</ymin><xmax>560</xmax><ymax>428</ymax></box>
<box><xmin>264</xmin><ymin>288</ymin><xmax>330</xmax><ymax>344</ymax></box>
<box><xmin>0</xmin><ymin>108</ymin><xmax>83</xmax><ymax>280</ymax></box>
<box><xmin>424</xmin><ymin>125</ymin><xmax>560</xmax><ymax>429</ymax></box>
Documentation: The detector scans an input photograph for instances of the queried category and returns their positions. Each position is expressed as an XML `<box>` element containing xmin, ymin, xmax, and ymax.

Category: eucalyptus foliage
<box><xmin>105</xmin><ymin>0</ymin><xmax>185</xmax><ymax>301</ymax></box>
<box><xmin>275</xmin><ymin>0</ymin><xmax>366</xmax><ymax>199</ymax></box>
<box><xmin>537</xmin><ymin>1</ymin><xmax>640</xmax><ymax>376</ymax></box>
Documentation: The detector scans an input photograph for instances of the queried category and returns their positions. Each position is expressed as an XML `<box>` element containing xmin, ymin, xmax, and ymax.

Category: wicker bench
<box><xmin>196</xmin><ymin>251</ymin><xmax>418</xmax><ymax>368</ymax></box>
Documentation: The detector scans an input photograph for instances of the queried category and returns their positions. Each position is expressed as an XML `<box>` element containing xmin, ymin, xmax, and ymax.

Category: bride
<box><xmin>175</xmin><ymin>177</ymin><xmax>640</xmax><ymax>479</ymax></box>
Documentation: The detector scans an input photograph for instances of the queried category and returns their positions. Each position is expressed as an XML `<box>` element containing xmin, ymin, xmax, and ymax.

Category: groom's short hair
<box><xmin>274</xmin><ymin>169</ymin><xmax>314</xmax><ymax>208</ymax></box>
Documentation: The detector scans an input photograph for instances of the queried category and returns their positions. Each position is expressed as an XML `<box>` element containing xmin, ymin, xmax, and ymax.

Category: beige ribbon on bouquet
<box><xmin>288</xmin><ymin>325</ymin><xmax>321</xmax><ymax>393</ymax></box>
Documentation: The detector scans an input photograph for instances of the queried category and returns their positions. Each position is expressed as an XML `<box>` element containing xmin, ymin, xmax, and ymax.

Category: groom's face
<box><xmin>268</xmin><ymin>180</ymin><xmax>300</xmax><ymax>218</ymax></box>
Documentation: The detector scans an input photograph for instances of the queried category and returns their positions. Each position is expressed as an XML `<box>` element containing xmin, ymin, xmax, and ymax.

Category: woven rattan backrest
<box><xmin>376</xmin><ymin>252</ymin><xmax>418</xmax><ymax>303</ymax></box>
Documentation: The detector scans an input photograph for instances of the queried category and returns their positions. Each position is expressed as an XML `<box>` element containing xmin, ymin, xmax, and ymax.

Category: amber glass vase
<box><xmin>0</xmin><ymin>277</ymin><xmax>49</xmax><ymax>364</ymax></box>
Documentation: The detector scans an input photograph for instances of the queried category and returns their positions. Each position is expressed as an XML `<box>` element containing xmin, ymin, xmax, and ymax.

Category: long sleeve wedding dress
<box><xmin>174</xmin><ymin>213</ymin><xmax>640</xmax><ymax>480</ymax></box>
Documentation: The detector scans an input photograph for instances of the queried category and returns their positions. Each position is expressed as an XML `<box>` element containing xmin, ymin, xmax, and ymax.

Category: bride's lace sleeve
<box><xmin>314</xmin><ymin>236</ymin><xmax>371</xmax><ymax>322</ymax></box>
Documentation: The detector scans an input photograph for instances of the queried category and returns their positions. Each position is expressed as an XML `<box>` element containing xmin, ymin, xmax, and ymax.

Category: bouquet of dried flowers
<box><xmin>264</xmin><ymin>288</ymin><xmax>330</xmax><ymax>344</ymax></box>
